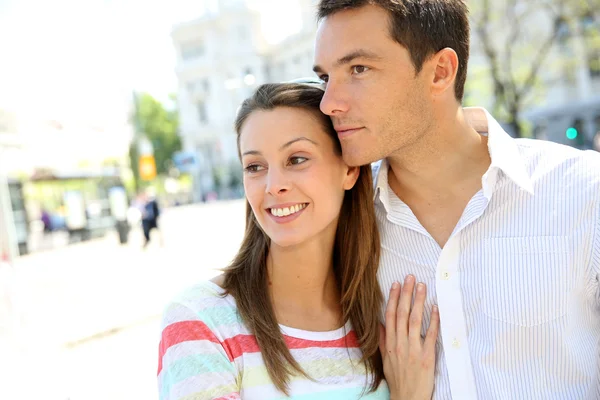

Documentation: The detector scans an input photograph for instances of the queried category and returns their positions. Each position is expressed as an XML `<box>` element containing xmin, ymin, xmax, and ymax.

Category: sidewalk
<box><xmin>0</xmin><ymin>200</ymin><xmax>246</xmax><ymax>400</ymax></box>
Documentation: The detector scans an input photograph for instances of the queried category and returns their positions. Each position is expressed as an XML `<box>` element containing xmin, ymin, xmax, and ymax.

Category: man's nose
<box><xmin>320</xmin><ymin>80</ymin><xmax>350</xmax><ymax>116</ymax></box>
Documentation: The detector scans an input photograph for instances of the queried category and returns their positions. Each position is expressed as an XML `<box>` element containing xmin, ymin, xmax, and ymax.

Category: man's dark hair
<box><xmin>318</xmin><ymin>0</ymin><xmax>470</xmax><ymax>101</ymax></box>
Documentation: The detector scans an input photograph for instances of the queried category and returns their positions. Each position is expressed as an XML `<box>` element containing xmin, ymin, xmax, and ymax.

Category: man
<box><xmin>141</xmin><ymin>189</ymin><xmax>160</xmax><ymax>248</ymax></box>
<box><xmin>313</xmin><ymin>1</ymin><xmax>600</xmax><ymax>399</ymax></box>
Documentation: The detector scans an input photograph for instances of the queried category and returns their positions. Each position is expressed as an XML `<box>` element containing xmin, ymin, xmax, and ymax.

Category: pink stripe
<box><xmin>158</xmin><ymin>320</ymin><xmax>221</xmax><ymax>375</ymax></box>
<box><xmin>158</xmin><ymin>320</ymin><xmax>360</xmax><ymax>374</ymax></box>
<box><xmin>223</xmin><ymin>330</ymin><xmax>359</xmax><ymax>360</ymax></box>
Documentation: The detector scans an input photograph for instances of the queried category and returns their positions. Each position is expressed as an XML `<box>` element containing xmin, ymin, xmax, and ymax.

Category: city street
<box><xmin>0</xmin><ymin>200</ymin><xmax>246</xmax><ymax>400</ymax></box>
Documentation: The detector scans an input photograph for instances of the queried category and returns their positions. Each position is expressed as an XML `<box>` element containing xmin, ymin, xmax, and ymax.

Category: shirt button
<box><xmin>452</xmin><ymin>338</ymin><xmax>461</xmax><ymax>348</ymax></box>
<box><xmin>442</xmin><ymin>271</ymin><xmax>450</xmax><ymax>280</ymax></box>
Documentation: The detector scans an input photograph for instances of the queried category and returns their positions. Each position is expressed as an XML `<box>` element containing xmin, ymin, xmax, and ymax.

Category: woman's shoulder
<box><xmin>171</xmin><ymin>276</ymin><xmax>230</xmax><ymax>304</ymax></box>
<box><xmin>160</xmin><ymin>276</ymin><xmax>242</xmax><ymax>332</ymax></box>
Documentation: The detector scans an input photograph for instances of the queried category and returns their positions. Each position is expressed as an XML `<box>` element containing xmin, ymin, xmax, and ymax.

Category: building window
<box><xmin>186</xmin><ymin>82</ymin><xmax>195</xmax><ymax>94</ymax></box>
<box><xmin>197</xmin><ymin>101</ymin><xmax>208</xmax><ymax>124</ymax></box>
<box><xmin>181</xmin><ymin>41</ymin><xmax>205</xmax><ymax>61</ymax></box>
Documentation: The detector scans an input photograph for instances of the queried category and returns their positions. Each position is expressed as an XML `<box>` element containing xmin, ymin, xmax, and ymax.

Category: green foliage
<box><xmin>129</xmin><ymin>92</ymin><xmax>182</xmax><ymax>188</ymax></box>
<box><xmin>469</xmin><ymin>0</ymin><xmax>599</xmax><ymax>137</ymax></box>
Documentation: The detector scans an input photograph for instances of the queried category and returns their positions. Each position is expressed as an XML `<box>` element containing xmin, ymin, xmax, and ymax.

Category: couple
<box><xmin>158</xmin><ymin>1</ymin><xmax>600</xmax><ymax>399</ymax></box>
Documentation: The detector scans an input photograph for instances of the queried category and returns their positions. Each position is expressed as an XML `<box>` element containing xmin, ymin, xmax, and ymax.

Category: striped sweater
<box><xmin>157</xmin><ymin>281</ymin><xmax>390</xmax><ymax>399</ymax></box>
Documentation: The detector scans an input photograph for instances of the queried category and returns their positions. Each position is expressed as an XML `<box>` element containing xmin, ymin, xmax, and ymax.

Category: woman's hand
<box><xmin>379</xmin><ymin>275</ymin><xmax>440</xmax><ymax>400</ymax></box>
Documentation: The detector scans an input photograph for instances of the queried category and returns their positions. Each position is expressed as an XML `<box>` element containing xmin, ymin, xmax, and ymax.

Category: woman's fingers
<box><xmin>381</xmin><ymin>279</ymin><xmax>440</xmax><ymax>400</ymax></box>
<box><xmin>397</xmin><ymin>275</ymin><xmax>416</xmax><ymax>339</ymax></box>
<box><xmin>408</xmin><ymin>282</ymin><xmax>427</xmax><ymax>345</ymax></box>
<box><xmin>384</xmin><ymin>281</ymin><xmax>401</xmax><ymax>351</ymax></box>
<box><xmin>424</xmin><ymin>305</ymin><xmax>440</xmax><ymax>352</ymax></box>
<box><xmin>379</xmin><ymin>323</ymin><xmax>387</xmax><ymax>358</ymax></box>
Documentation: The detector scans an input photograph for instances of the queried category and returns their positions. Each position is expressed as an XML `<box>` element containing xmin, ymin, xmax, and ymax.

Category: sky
<box><xmin>0</xmin><ymin>0</ymin><xmax>302</xmax><ymax>126</ymax></box>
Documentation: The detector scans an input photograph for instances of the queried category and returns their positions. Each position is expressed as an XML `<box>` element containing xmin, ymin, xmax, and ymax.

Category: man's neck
<box><xmin>387</xmin><ymin>107</ymin><xmax>491</xmax><ymax>201</ymax></box>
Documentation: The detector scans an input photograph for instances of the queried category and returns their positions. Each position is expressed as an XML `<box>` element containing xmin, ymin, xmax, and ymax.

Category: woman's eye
<box><xmin>244</xmin><ymin>164</ymin><xmax>265</xmax><ymax>173</ymax></box>
<box><xmin>352</xmin><ymin>65</ymin><xmax>369</xmax><ymax>74</ymax></box>
<box><xmin>289</xmin><ymin>156</ymin><xmax>308</xmax><ymax>165</ymax></box>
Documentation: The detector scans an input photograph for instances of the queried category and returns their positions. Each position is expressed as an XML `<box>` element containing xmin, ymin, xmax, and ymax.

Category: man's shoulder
<box><xmin>516</xmin><ymin>139</ymin><xmax>600</xmax><ymax>185</ymax></box>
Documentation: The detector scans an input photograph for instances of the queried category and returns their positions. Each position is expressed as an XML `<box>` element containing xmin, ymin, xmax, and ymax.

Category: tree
<box><xmin>469</xmin><ymin>0</ymin><xmax>599</xmax><ymax>137</ymax></box>
<box><xmin>129</xmin><ymin>92</ymin><xmax>181</xmax><ymax>190</ymax></box>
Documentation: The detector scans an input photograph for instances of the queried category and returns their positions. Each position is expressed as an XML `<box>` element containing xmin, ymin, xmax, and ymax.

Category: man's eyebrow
<box><xmin>313</xmin><ymin>49</ymin><xmax>382</xmax><ymax>73</ymax></box>
<box><xmin>241</xmin><ymin>137</ymin><xmax>318</xmax><ymax>157</ymax></box>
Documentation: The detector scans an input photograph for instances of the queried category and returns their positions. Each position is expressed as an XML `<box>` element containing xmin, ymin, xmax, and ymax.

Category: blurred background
<box><xmin>0</xmin><ymin>0</ymin><xmax>598</xmax><ymax>398</ymax></box>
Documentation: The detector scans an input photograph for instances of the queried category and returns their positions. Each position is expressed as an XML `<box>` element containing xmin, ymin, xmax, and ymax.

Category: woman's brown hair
<box><xmin>222</xmin><ymin>82</ymin><xmax>383</xmax><ymax>394</ymax></box>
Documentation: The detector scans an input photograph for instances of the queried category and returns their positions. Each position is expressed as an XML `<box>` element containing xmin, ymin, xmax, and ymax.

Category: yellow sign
<box><xmin>139</xmin><ymin>155</ymin><xmax>157</xmax><ymax>181</ymax></box>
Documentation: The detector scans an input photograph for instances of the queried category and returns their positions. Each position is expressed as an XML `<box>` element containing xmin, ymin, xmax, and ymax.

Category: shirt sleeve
<box><xmin>157</xmin><ymin>301</ymin><xmax>240</xmax><ymax>400</ymax></box>
<box><xmin>594</xmin><ymin>199</ymin><xmax>600</xmax><ymax>307</ymax></box>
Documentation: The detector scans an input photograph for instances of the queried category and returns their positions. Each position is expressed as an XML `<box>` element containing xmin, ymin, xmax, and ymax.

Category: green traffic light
<box><xmin>566</xmin><ymin>127</ymin><xmax>578</xmax><ymax>140</ymax></box>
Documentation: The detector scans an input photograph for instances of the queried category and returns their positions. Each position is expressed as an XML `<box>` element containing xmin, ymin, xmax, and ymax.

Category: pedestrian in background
<box><xmin>141</xmin><ymin>188</ymin><xmax>160</xmax><ymax>248</ymax></box>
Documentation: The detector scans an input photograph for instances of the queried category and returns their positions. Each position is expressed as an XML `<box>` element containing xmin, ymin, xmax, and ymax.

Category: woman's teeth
<box><xmin>270</xmin><ymin>203</ymin><xmax>307</xmax><ymax>217</ymax></box>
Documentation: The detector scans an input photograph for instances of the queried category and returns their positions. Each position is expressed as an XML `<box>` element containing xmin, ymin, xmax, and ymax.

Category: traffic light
<box><xmin>566</xmin><ymin>127</ymin><xmax>578</xmax><ymax>140</ymax></box>
<box><xmin>566</xmin><ymin>119</ymin><xmax>585</xmax><ymax>148</ymax></box>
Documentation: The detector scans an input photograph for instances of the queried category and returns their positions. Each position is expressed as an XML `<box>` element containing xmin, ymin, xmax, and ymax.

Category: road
<box><xmin>0</xmin><ymin>200</ymin><xmax>246</xmax><ymax>400</ymax></box>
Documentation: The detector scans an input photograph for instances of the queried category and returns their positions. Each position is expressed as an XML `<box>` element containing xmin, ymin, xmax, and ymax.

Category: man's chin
<box><xmin>342</xmin><ymin>148</ymin><xmax>377</xmax><ymax>167</ymax></box>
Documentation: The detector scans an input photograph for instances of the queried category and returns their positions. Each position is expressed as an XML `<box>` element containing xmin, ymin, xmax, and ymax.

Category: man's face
<box><xmin>314</xmin><ymin>5</ymin><xmax>434</xmax><ymax>166</ymax></box>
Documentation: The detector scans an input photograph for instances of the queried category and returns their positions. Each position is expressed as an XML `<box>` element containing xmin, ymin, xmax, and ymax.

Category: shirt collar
<box><xmin>373</xmin><ymin>159</ymin><xmax>391</xmax><ymax>209</ymax></box>
<box><xmin>480</xmin><ymin>108</ymin><xmax>534</xmax><ymax>196</ymax></box>
<box><xmin>373</xmin><ymin>108</ymin><xmax>534</xmax><ymax>207</ymax></box>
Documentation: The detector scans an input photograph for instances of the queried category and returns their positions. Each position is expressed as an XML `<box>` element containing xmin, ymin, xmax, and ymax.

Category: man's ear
<box><xmin>343</xmin><ymin>166</ymin><xmax>360</xmax><ymax>190</ymax></box>
<box><xmin>430</xmin><ymin>48</ymin><xmax>459</xmax><ymax>97</ymax></box>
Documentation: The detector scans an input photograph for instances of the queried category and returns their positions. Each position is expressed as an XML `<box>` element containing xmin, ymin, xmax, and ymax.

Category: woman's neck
<box><xmin>267</xmin><ymin>236</ymin><xmax>342</xmax><ymax>331</ymax></box>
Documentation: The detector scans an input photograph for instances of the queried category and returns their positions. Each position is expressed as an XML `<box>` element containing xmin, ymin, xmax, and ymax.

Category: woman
<box><xmin>157</xmin><ymin>82</ymin><xmax>439</xmax><ymax>399</ymax></box>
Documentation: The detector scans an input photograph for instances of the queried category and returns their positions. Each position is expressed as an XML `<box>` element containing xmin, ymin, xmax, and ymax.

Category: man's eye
<box><xmin>319</xmin><ymin>75</ymin><xmax>329</xmax><ymax>83</ymax></box>
<box><xmin>289</xmin><ymin>156</ymin><xmax>308</xmax><ymax>165</ymax></box>
<box><xmin>244</xmin><ymin>164</ymin><xmax>265</xmax><ymax>173</ymax></box>
<box><xmin>352</xmin><ymin>65</ymin><xmax>369</xmax><ymax>74</ymax></box>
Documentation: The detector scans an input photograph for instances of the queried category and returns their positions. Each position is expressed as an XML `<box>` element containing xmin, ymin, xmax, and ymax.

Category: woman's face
<box><xmin>239</xmin><ymin>106</ymin><xmax>359</xmax><ymax>248</ymax></box>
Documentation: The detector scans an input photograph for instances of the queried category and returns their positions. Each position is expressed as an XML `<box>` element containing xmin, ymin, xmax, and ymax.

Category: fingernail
<box><xmin>417</xmin><ymin>282</ymin><xmax>424</xmax><ymax>291</ymax></box>
<box><xmin>405</xmin><ymin>275</ymin><xmax>414</xmax><ymax>284</ymax></box>
<box><xmin>433</xmin><ymin>305</ymin><xmax>439</xmax><ymax>313</ymax></box>
<box><xmin>391</xmin><ymin>282</ymin><xmax>399</xmax><ymax>290</ymax></box>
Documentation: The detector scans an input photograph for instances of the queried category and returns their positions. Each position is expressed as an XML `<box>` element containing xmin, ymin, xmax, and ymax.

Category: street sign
<box><xmin>173</xmin><ymin>151</ymin><xmax>199</xmax><ymax>173</ymax></box>
<box><xmin>139</xmin><ymin>155</ymin><xmax>157</xmax><ymax>181</ymax></box>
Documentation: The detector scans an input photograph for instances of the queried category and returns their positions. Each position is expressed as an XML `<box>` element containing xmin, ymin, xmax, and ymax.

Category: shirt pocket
<box><xmin>480</xmin><ymin>236</ymin><xmax>570</xmax><ymax>327</ymax></box>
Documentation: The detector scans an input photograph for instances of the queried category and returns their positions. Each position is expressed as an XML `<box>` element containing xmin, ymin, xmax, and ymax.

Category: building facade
<box><xmin>171</xmin><ymin>0</ymin><xmax>317</xmax><ymax>201</ymax></box>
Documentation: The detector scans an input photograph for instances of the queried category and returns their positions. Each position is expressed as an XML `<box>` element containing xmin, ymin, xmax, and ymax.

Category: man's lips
<box><xmin>335</xmin><ymin>126</ymin><xmax>364</xmax><ymax>138</ymax></box>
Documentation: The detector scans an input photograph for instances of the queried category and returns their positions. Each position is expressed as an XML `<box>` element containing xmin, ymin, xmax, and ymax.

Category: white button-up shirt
<box><xmin>374</xmin><ymin>110</ymin><xmax>600</xmax><ymax>399</ymax></box>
